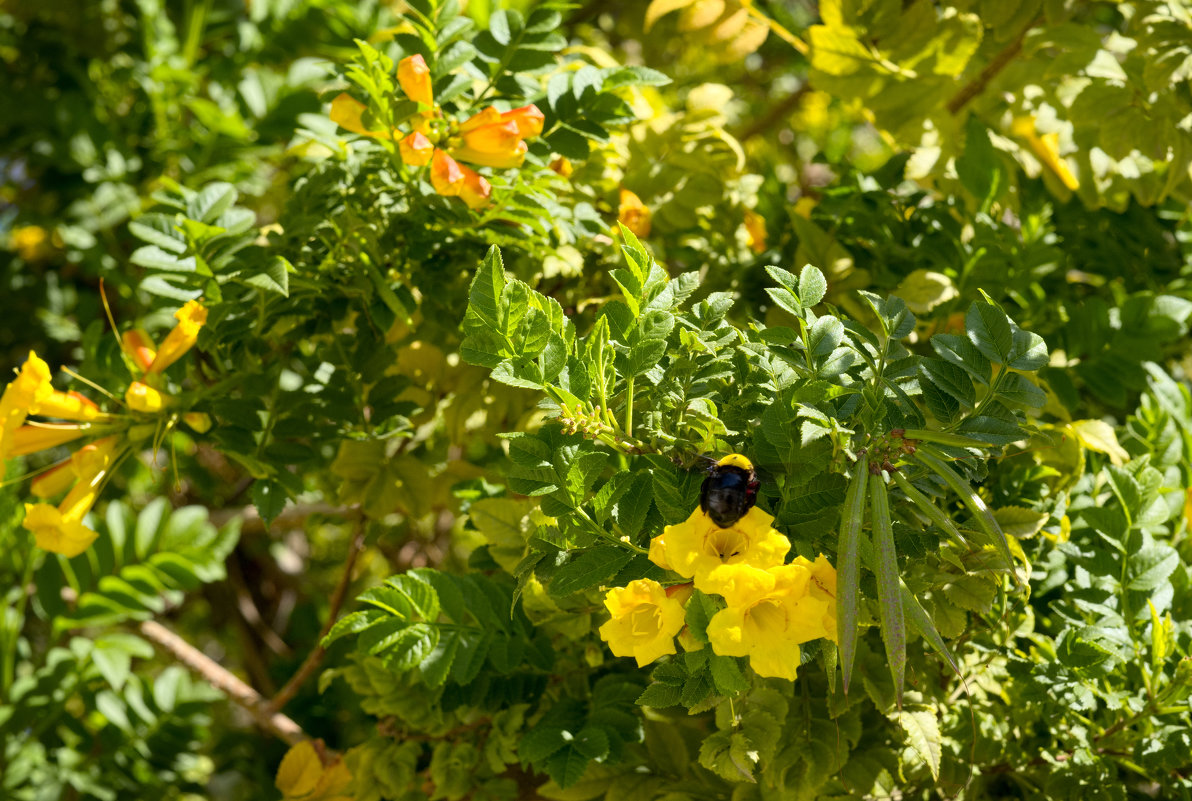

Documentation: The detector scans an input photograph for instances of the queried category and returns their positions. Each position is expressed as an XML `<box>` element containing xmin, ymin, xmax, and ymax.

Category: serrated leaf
<box><xmin>898</xmin><ymin>705</ymin><xmax>941</xmax><ymax>780</ymax></box>
<box><xmin>469</xmin><ymin>246</ymin><xmax>507</xmax><ymax>333</ymax></box>
<box><xmin>636</xmin><ymin>683</ymin><xmax>682</xmax><ymax>707</ymax></box>
<box><xmin>549</xmin><ymin>547</ymin><xmax>634</xmax><ymax>596</ymax></box>
<box><xmin>992</xmin><ymin>506</ymin><xmax>1048</xmax><ymax>539</ymax></box>
<box><xmin>966</xmin><ymin>300</ymin><xmax>1013</xmax><ymax>364</ymax></box>
<box><xmin>798</xmin><ymin>265</ymin><xmax>827</xmax><ymax>306</ymax></box>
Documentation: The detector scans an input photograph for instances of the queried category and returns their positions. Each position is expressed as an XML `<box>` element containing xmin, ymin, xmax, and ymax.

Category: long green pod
<box><xmin>837</xmin><ymin>453</ymin><xmax>868</xmax><ymax>693</ymax></box>
<box><xmin>870</xmin><ymin>474</ymin><xmax>906</xmax><ymax>705</ymax></box>
<box><xmin>900</xmin><ymin>429</ymin><xmax>993</xmax><ymax>449</ymax></box>
<box><xmin>852</xmin><ymin>534</ymin><xmax>961</xmax><ymax>681</ymax></box>
<box><xmin>915</xmin><ymin>445</ymin><xmax>1022</xmax><ymax>588</ymax></box>
<box><xmin>889</xmin><ymin>469</ymin><xmax>968</xmax><ymax>547</ymax></box>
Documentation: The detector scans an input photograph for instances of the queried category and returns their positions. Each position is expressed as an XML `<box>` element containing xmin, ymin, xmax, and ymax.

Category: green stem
<box><xmin>624</xmin><ymin>376</ymin><xmax>634</xmax><ymax>436</ymax></box>
<box><xmin>2</xmin><ymin>542</ymin><xmax>37</xmax><ymax>695</ymax></box>
<box><xmin>947</xmin><ymin>366</ymin><xmax>1006</xmax><ymax>433</ymax></box>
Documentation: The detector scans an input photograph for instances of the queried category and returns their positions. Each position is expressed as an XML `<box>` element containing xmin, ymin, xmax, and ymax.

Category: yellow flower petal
<box><xmin>9</xmin><ymin>423</ymin><xmax>90</xmax><ymax>457</ymax></box>
<box><xmin>23</xmin><ymin>503</ymin><xmax>99</xmax><ymax>557</ymax></box>
<box><xmin>148</xmin><ymin>300</ymin><xmax>207</xmax><ymax>374</ymax></box>
<box><xmin>599</xmin><ymin>579</ymin><xmax>686</xmax><ymax>667</ymax></box>
<box><xmin>660</xmin><ymin>506</ymin><xmax>790</xmax><ymax>589</ymax></box>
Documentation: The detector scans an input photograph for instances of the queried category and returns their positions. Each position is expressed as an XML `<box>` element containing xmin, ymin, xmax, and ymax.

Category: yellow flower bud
<box><xmin>398</xmin><ymin>54</ymin><xmax>434</xmax><ymax>107</ymax></box>
<box><xmin>126</xmin><ymin>382</ymin><xmax>169</xmax><ymax>413</ymax></box>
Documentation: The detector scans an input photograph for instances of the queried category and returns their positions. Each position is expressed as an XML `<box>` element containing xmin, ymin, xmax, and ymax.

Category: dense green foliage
<box><xmin>3</xmin><ymin>1</ymin><xmax>1192</xmax><ymax>799</ymax></box>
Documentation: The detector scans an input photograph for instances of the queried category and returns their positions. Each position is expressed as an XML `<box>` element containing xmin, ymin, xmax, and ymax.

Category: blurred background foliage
<box><xmin>2</xmin><ymin>0</ymin><xmax>1192</xmax><ymax>799</ymax></box>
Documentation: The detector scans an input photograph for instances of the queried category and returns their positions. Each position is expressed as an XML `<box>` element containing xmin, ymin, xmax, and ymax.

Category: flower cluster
<box><xmin>600</xmin><ymin>504</ymin><xmax>837</xmax><ymax>681</ymax></box>
<box><xmin>330</xmin><ymin>54</ymin><xmax>545</xmax><ymax>209</ymax></box>
<box><xmin>0</xmin><ymin>301</ymin><xmax>208</xmax><ymax>557</ymax></box>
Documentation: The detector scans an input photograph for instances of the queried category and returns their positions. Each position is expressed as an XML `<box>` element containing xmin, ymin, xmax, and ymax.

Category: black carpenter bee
<box><xmin>700</xmin><ymin>454</ymin><xmax>761</xmax><ymax>528</ymax></box>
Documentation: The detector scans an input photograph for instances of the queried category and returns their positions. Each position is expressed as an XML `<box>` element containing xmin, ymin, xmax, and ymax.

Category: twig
<box><xmin>946</xmin><ymin>18</ymin><xmax>1041</xmax><ymax>115</ymax></box>
<box><xmin>139</xmin><ymin>619</ymin><xmax>306</xmax><ymax>745</ymax></box>
<box><xmin>267</xmin><ymin>513</ymin><xmax>366</xmax><ymax>715</ymax></box>
<box><xmin>734</xmin><ymin>83</ymin><xmax>812</xmax><ymax>143</ymax></box>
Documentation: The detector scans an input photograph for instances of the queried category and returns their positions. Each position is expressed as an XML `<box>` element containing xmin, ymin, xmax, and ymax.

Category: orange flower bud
<box><xmin>399</xmin><ymin>132</ymin><xmax>434</xmax><ymax>166</ymax></box>
<box><xmin>398</xmin><ymin>54</ymin><xmax>433</xmax><ymax>106</ymax></box>
<box><xmin>121</xmin><ymin>330</ymin><xmax>157</xmax><ymax>373</ymax></box>
<box><xmin>618</xmin><ymin>189</ymin><xmax>652</xmax><ymax>238</ymax></box>
<box><xmin>329</xmin><ymin>94</ymin><xmax>394</xmax><ymax>140</ymax></box>
<box><xmin>430</xmin><ymin>150</ymin><xmax>466</xmax><ymax>197</ymax></box>
<box><xmin>459</xmin><ymin>165</ymin><xmax>492</xmax><ymax>210</ymax></box>
<box><xmin>500</xmin><ymin>104</ymin><xmax>544</xmax><ymax>138</ymax></box>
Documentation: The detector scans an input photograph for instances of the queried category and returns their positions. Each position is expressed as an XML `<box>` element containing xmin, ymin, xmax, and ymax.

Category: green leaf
<box><xmin>943</xmin><ymin>575</ymin><xmax>996</xmax><ymax>614</ymax></box>
<box><xmin>128</xmin><ymin>213</ymin><xmax>186</xmax><ymax>253</ymax></box>
<box><xmin>469</xmin><ymin>246</ymin><xmax>507</xmax><ymax>333</ymax></box>
<box><xmin>250</xmin><ymin>480</ymin><xmax>287</xmax><ymax>526</ymax></box>
<box><xmin>245</xmin><ymin>255</ymin><xmax>291</xmax><ymax>297</ymax></box>
<box><xmin>545</xmin><ymin>747</ymin><xmax>590</xmax><ymax>789</ymax></box>
<box><xmin>870</xmin><ymin>477</ymin><xmax>905</xmax><ymax>704</ymax></box>
<box><xmin>637</xmin><ymin>682</ymin><xmax>682</xmax><ymax>707</ymax></box>
<box><xmin>131</xmin><ymin>245</ymin><xmax>198</xmax><ymax>273</ymax></box>
<box><xmin>698</xmin><ymin>730</ymin><xmax>756</xmax><ymax>783</ymax></box>
<box><xmin>709</xmin><ymin>655</ymin><xmax>749</xmax><ymax>696</ymax></box>
<box><xmin>995</xmin><ymin>373</ymin><xmax>1047</xmax><ymax>408</ymax></box>
<box><xmin>992</xmin><ymin>506</ymin><xmax>1048</xmax><ymax>539</ymax></box>
<box><xmin>798</xmin><ymin>265</ymin><xmax>828</xmax><ymax>306</ymax></box>
<box><xmin>898</xmin><ymin>704</ymin><xmax>942</xmax><ymax>780</ymax></box>
<box><xmin>965</xmin><ymin>300</ymin><xmax>1014</xmax><ymax>364</ymax></box>
<box><xmin>919</xmin><ymin>358</ymin><xmax>975</xmax><ymax>407</ymax></box>
<box><xmin>1007</xmin><ymin>328</ymin><xmax>1048</xmax><ymax>371</ymax></box>
<box><xmin>549</xmin><ymin>546</ymin><xmax>634</xmax><ymax>596</ymax></box>
<box><xmin>684</xmin><ymin>589</ymin><xmax>719</xmax><ymax>644</ymax></box>
<box><xmin>321</xmin><ymin>609</ymin><xmax>386</xmax><ymax>648</ymax></box>
<box><xmin>1127</xmin><ymin>544</ymin><xmax>1179</xmax><ymax>592</ymax></box>
<box><xmin>808</xmin><ymin>316</ymin><xmax>844</xmax><ymax>358</ymax></box>
<box><xmin>956</xmin><ymin>116</ymin><xmax>1003</xmax><ymax>208</ymax></box>
<box><xmin>520</xmin><ymin>725</ymin><xmax>570</xmax><ymax>763</ymax></box>
<box><xmin>931</xmin><ymin>333</ymin><xmax>992</xmax><ymax>384</ymax></box>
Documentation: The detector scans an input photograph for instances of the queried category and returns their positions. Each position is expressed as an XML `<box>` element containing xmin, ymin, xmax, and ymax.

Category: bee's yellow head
<box><xmin>716</xmin><ymin>453</ymin><xmax>753</xmax><ymax>471</ymax></box>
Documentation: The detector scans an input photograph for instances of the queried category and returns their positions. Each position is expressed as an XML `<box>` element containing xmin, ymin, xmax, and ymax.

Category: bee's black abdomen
<box><xmin>700</xmin><ymin>464</ymin><xmax>758</xmax><ymax>528</ymax></box>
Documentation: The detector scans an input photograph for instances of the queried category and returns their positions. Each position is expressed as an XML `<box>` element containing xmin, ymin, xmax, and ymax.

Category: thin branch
<box><xmin>267</xmin><ymin>513</ymin><xmax>366</xmax><ymax>715</ymax></box>
<box><xmin>946</xmin><ymin>17</ymin><xmax>1041</xmax><ymax>115</ymax></box>
<box><xmin>734</xmin><ymin>83</ymin><xmax>812</xmax><ymax>144</ymax></box>
<box><xmin>139</xmin><ymin>619</ymin><xmax>306</xmax><ymax>746</ymax></box>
